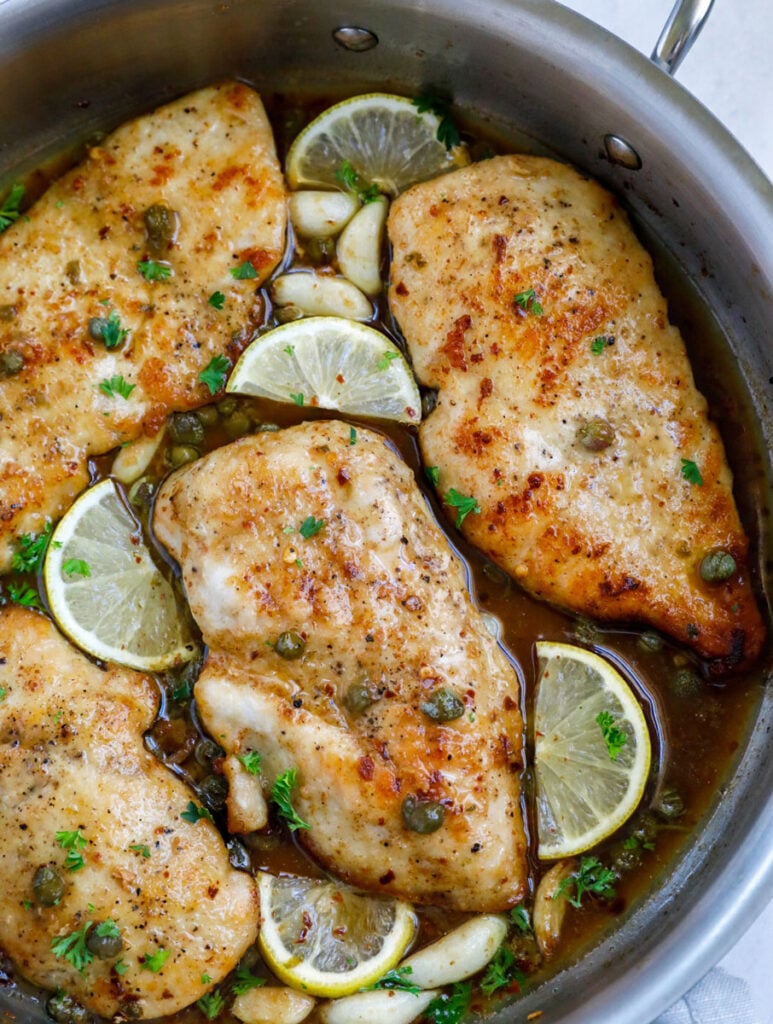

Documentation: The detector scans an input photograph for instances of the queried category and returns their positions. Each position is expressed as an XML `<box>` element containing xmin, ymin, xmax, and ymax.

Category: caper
<box><xmin>572</xmin><ymin>616</ymin><xmax>602</xmax><ymax>645</ymax></box>
<box><xmin>64</xmin><ymin>259</ymin><xmax>84</xmax><ymax>285</ymax></box>
<box><xmin>343</xmin><ymin>680</ymin><xmax>379</xmax><ymax>715</ymax></box>
<box><xmin>653</xmin><ymin>784</ymin><xmax>684</xmax><ymax>821</ymax></box>
<box><xmin>670</xmin><ymin>666</ymin><xmax>703</xmax><ymax>699</ymax></box>
<box><xmin>420</xmin><ymin>688</ymin><xmax>465</xmax><ymax>723</ymax></box>
<box><xmin>217</xmin><ymin>396</ymin><xmax>238</xmax><ymax>417</ymax></box>
<box><xmin>0</xmin><ymin>349</ymin><xmax>24</xmax><ymax>376</ymax></box>
<box><xmin>630</xmin><ymin>813</ymin><xmax>658</xmax><ymax>846</ymax></box>
<box><xmin>275</xmin><ymin>630</ymin><xmax>305</xmax><ymax>660</ymax></box>
<box><xmin>143</xmin><ymin>203</ymin><xmax>180</xmax><ymax>255</ymax></box>
<box><xmin>199</xmin><ymin>773</ymin><xmax>229</xmax><ymax>812</ymax></box>
<box><xmin>32</xmin><ymin>864</ymin><xmax>65</xmax><ymax>906</ymax></box>
<box><xmin>194</xmin><ymin>737</ymin><xmax>225</xmax><ymax>768</ymax></box>
<box><xmin>168</xmin><ymin>411</ymin><xmax>205</xmax><ymax>446</ymax></box>
<box><xmin>401</xmin><ymin>795</ymin><xmax>445</xmax><ymax>834</ymax></box>
<box><xmin>637</xmin><ymin>631</ymin><xmax>663</xmax><ymax>653</ymax></box>
<box><xmin>257</xmin><ymin>422</ymin><xmax>280</xmax><ymax>433</ymax></box>
<box><xmin>223</xmin><ymin>410</ymin><xmax>252</xmax><ymax>438</ymax></box>
<box><xmin>86</xmin><ymin>922</ymin><xmax>124</xmax><ymax>960</ymax></box>
<box><xmin>303</xmin><ymin>238</ymin><xmax>336</xmax><ymax>263</ymax></box>
<box><xmin>227</xmin><ymin>836</ymin><xmax>251</xmax><ymax>871</ymax></box>
<box><xmin>274</xmin><ymin>303</ymin><xmax>305</xmax><ymax>324</ymax></box>
<box><xmin>577</xmin><ymin>417</ymin><xmax>615</xmax><ymax>451</ymax></box>
<box><xmin>128</xmin><ymin>476</ymin><xmax>155</xmax><ymax>511</ymax></box>
<box><xmin>421</xmin><ymin>389</ymin><xmax>438</xmax><ymax>418</ymax></box>
<box><xmin>168</xmin><ymin>445</ymin><xmax>199</xmax><ymax>468</ymax></box>
<box><xmin>699</xmin><ymin>550</ymin><xmax>737</xmax><ymax>583</ymax></box>
<box><xmin>46</xmin><ymin>991</ymin><xmax>91</xmax><ymax>1024</ymax></box>
<box><xmin>197</xmin><ymin>404</ymin><xmax>219</xmax><ymax>427</ymax></box>
<box><xmin>608</xmin><ymin>838</ymin><xmax>643</xmax><ymax>874</ymax></box>
<box><xmin>0</xmin><ymin>303</ymin><xmax>18</xmax><ymax>321</ymax></box>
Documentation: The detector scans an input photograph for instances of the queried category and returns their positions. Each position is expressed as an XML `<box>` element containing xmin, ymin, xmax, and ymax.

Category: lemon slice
<box><xmin>43</xmin><ymin>478</ymin><xmax>195</xmax><ymax>671</ymax></box>
<box><xmin>285</xmin><ymin>93</ymin><xmax>465</xmax><ymax>195</ymax></box>
<box><xmin>258</xmin><ymin>872</ymin><xmax>416</xmax><ymax>998</ymax></box>
<box><xmin>227</xmin><ymin>317</ymin><xmax>421</xmax><ymax>422</ymax></box>
<box><xmin>534</xmin><ymin>641</ymin><xmax>652</xmax><ymax>860</ymax></box>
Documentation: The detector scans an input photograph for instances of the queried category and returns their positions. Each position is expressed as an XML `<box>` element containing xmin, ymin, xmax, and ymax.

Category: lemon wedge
<box><xmin>43</xmin><ymin>478</ymin><xmax>195</xmax><ymax>671</ymax></box>
<box><xmin>257</xmin><ymin>872</ymin><xmax>416</xmax><ymax>998</ymax></box>
<box><xmin>226</xmin><ymin>317</ymin><xmax>421</xmax><ymax>423</ymax></box>
<box><xmin>534</xmin><ymin>641</ymin><xmax>652</xmax><ymax>859</ymax></box>
<box><xmin>285</xmin><ymin>93</ymin><xmax>466</xmax><ymax>195</ymax></box>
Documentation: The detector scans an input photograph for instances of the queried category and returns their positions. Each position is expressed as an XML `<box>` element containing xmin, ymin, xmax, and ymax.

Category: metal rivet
<box><xmin>332</xmin><ymin>26</ymin><xmax>379</xmax><ymax>52</ymax></box>
<box><xmin>604</xmin><ymin>134</ymin><xmax>642</xmax><ymax>170</ymax></box>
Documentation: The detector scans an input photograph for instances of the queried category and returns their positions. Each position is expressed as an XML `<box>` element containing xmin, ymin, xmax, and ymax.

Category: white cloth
<box><xmin>654</xmin><ymin>968</ymin><xmax>761</xmax><ymax>1024</ymax></box>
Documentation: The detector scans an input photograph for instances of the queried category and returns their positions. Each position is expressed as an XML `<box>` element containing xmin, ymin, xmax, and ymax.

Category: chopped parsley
<box><xmin>99</xmin><ymin>375</ymin><xmax>136</xmax><ymax>400</ymax></box>
<box><xmin>555</xmin><ymin>856</ymin><xmax>617</xmax><ymax>908</ymax></box>
<box><xmin>680</xmin><ymin>458</ymin><xmax>703</xmax><ymax>486</ymax></box>
<box><xmin>425</xmin><ymin>981</ymin><xmax>471</xmax><ymax>1024</ymax></box>
<box><xmin>591</xmin><ymin>335</ymin><xmax>613</xmax><ymax>355</ymax></box>
<box><xmin>6</xmin><ymin>583</ymin><xmax>43</xmax><ymax>610</ymax></box>
<box><xmin>238</xmin><ymin>751</ymin><xmax>262</xmax><ymax>775</ymax></box>
<box><xmin>181</xmin><ymin>800</ymin><xmax>213</xmax><ymax>824</ymax></box>
<box><xmin>299</xmin><ymin>515</ymin><xmax>325</xmax><ymax>539</ymax></box>
<box><xmin>349</xmin><ymin>426</ymin><xmax>357</xmax><ymax>445</ymax></box>
<box><xmin>140</xmin><ymin>948</ymin><xmax>170</xmax><ymax>973</ymax></box>
<box><xmin>129</xmin><ymin>843</ymin><xmax>151</xmax><ymax>858</ymax></box>
<box><xmin>89</xmin><ymin>309</ymin><xmax>129</xmax><ymax>349</ymax></box>
<box><xmin>366</xmin><ymin>965</ymin><xmax>421</xmax><ymax>994</ymax></box>
<box><xmin>95</xmin><ymin>919</ymin><xmax>120</xmax><ymax>940</ymax></box>
<box><xmin>196</xmin><ymin>989</ymin><xmax>225</xmax><ymax>1020</ymax></box>
<box><xmin>50</xmin><ymin>923</ymin><xmax>93</xmax><ymax>974</ymax></box>
<box><xmin>444</xmin><ymin>487</ymin><xmax>481</xmax><ymax>527</ymax></box>
<box><xmin>208</xmin><ymin>290</ymin><xmax>226</xmax><ymax>310</ymax></box>
<box><xmin>412</xmin><ymin>93</ymin><xmax>461</xmax><ymax>150</ymax></box>
<box><xmin>513</xmin><ymin>288</ymin><xmax>543</xmax><ymax>316</ymax></box>
<box><xmin>231</xmin><ymin>965</ymin><xmax>266</xmax><ymax>995</ymax></box>
<box><xmin>290</xmin><ymin>391</ymin><xmax>304</xmax><ymax>406</ymax></box>
<box><xmin>480</xmin><ymin>945</ymin><xmax>523</xmax><ymax>997</ymax></box>
<box><xmin>137</xmin><ymin>259</ymin><xmax>172</xmax><ymax>282</ymax></box>
<box><xmin>596</xmin><ymin>710</ymin><xmax>628</xmax><ymax>760</ymax></box>
<box><xmin>229</xmin><ymin>260</ymin><xmax>258</xmax><ymax>280</ymax></box>
<box><xmin>12</xmin><ymin>522</ymin><xmax>55</xmax><ymax>573</ymax></box>
<box><xmin>271</xmin><ymin>768</ymin><xmax>310</xmax><ymax>832</ymax></box>
<box><xmin>56</xmin><ymin>829</ymin><xmax>88</xmax><ymax>872</ymax></box>
<box><xmin>376</xmin><ymin>349</ymin><xmax>400</xmax><ymax>371</ymax></box>
<box><xmin>509</xmin><ymin>904</ymin><xmax>531</xmax><ymax>934</ymax></box>
<box><xmin>62</xmin><ymin>558</ymin><xmax>91</xmax><ymax>578</ymax></box>
<box><xmin>425</xmin><ymin>465</ymin><xmax>440</xmax><ymax>487</ymax></box>
<box><xmin>0</xmin><ymin>184</ymin><xmax>25</xmax><ymax>233</ymax></box>
<box><xmin>199</xmin><ymin>354</ymin><xmax>230</xmax><ymax>395</ymax></box>
<box><xmin>0</xmin><ymin>687</ymin><xmax>6</xmax><ymax>703</ymax></box>
<box><xmin>335</xmin><ymin>160</ymin><xmax>380</xmax><ymax>203</ymax></box>
<box><xmin>283</xmin><ymin>344</ymin><xmax>295</xmax><ymax>356</ymax></box>
<box><xmin>114</xmin><ymin>959</ymin><xmax>128</xmax><ymax>976</ymax></box>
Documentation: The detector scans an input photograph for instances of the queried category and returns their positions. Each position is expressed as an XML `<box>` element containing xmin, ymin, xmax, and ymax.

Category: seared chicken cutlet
<box><xmin>388</xmin><ymin>155</ymin><xmax>764</xmax><ymax>673</ymax></box>
<box><xmin>0</xmin><ymin>607</ymin><xmax>257</xmax><ymax>1019</ymax></box>
<box><xmin>153</xmin><ymin>421</ymin><xmax>527</xmax><ymax>912</ymax></box>
<box><xmin>0</xmin><ymin>81</ymin><xmax>286</xmax><ymax>571</ymax></box>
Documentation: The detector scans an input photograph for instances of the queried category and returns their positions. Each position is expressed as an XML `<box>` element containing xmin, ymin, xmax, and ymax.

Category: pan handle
<box><xmin>650</xmin><ymin>0</ymin><xmax>715</xmax><ymax>75</ymax></box>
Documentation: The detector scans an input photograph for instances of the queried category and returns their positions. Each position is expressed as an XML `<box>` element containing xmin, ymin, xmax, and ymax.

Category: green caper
<box><xmin>572</xmin><ymin>616</ymin><xmax>602</xmax><ymax>645</ymax></box>
<box><xmin>637</xmin><ymin>631</ymin><xmax>663</xmax><ymax>653</ymax></box>
<box><xmin>217</xmin><ymin>396</ymin><xmax>238</xmax><ymax>417</ymax></box>
<box><xmin>275</xmin><ymin>630</ymin><xmax>305</xmax><ymax>660</ymax></box>
<box><xmin>343</xmin><ymin>680</ymin><xmax>379</xmax><ymax>715</ymax></box>
<box><xmin>401</xmin><ymin>795</ymin><xmax>445</xmax><ymax>834</ymax></box>
<box><xmin>168</xmin><ymin>411</ymin><xmax>205</xmax><ymax>446</ymax></box>
<box><xmin>199</xmin><ymin>773</ymin><xmax>229</xmax><ymax>811</ymax></box>
<box><xmin>577</xmin><ymin>417</ymin><xmax>615</xmax><ymax>451</ymax></box>
<box><xmin>699</xmin><ymin>550</ymin><xmax>737</xmax><ymax>583</ymax></box>
<box><xmin>420</xmin><ymin>688</ymin><xmax>465</xmax><ymax>723</ymax></box>
<box><xmin>32</xmin><ymin>864</ymin><xmax>65</xmax><ymax>906</ymax></box>
<box><xmin>168</xmin><ymin>445</ymin><xmax>199</xmax><ymax>468</ymax></box>
<box><xmin>223</xmin><ymin>410</ymin><xmax>252</xmax><ymax>438</ymax></box>
<box><xmin>274</xmin><ymin>303</ymin><xmax>305</xmax><ymax>324</ymax></box>
<box><xmin>0</xmin><ymin>303</ymin><xmax>18</xmax><ymax>321</ymax></box>
<box><xmin>86</xmin><ymin>922</ymin><xmax>123</xmax><ymax>960</ymax></box>
<box><xmin>46</xmin><ymin>991</ymin><xmax>91</xmax><ymax>1024</ymax></box>
<box><xmin>257</xmin><ymin>422</ymin><xmax>280</xmax><ymax>433</ymax></box>
<box><xmin>0</xmin><ymin>349</ymin><xmax>24</xmax><ymax>376</ymax></box>
<box><xmin>143</xmin><ymin>203</ymin><xmax>180</xmax><ymax>255</ymax></box>
<box><xmin>128</xmin><ymin>476</ymin><xmax>155</xmax><ymax>511</ymax></box>
<box><xmin>653</xmin><ymin>785</ymin><xmax>684</xmax><ymax>821</ymax></box>
<box><xmin>64</xmin><ymin>259</ymin><xmax>84</xmax><ymax>285</ymax></box>
<box><xmin>608</xmin><ymin>838</ymin><xmax>643</xmax><ymax>874</ymax></box>
<box><xmin>195</xmin><ymin>737</ymin><xmax>225</xmax><ymax>767</ymax></box>
<box><xmin>421</xmin><ymin>389</ymin><xmax>438</xmax><ymax>418</ymax></box>
<box><xmin>88</xmin><ymin>316</ymin><xmax>109</xmax><ymax>340</ymax></box>
<box><xmin>197</xmin><ymin>404</ymin><xmax>219</xmax><ymax>427</ymax></box>
<box><xmin>670</xmin><ymin>666</ymin><xmax>703</xmax><ymax>699</ymax></box>
<box><xmin>630</xmin><ymin>813</ymin><xmax>658</xmax><ymax>847</ymax></box>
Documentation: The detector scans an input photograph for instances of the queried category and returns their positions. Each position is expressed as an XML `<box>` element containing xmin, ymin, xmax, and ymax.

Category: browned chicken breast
<box><xmin>388</xmin><ymin>155</ymin><xmax>764</xmax><ymax>673</ymax></box>
<box><xmin>153</xmin><ymin>420</ymin><xmax>527</xmax><ymax>912</ymax></box>
<box><xmin>0</xmin><ymin>607</ymin><xmax>258</xmax><ymax>1019</ymax></box>
<box><xmin>0</xmin><ymin>81</ymin><xmax>286</xmax><ymax>571</ymax></box>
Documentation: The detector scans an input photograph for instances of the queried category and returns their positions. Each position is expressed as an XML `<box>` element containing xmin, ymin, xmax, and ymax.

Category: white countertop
<box><xmin>558</xmin><ymin>3</ymin><xmax>773</xmax><ymax>1022</ymax></box>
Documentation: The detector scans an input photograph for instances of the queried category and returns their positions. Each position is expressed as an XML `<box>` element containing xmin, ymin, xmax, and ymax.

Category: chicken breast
<box><xmin>388</xmin><ymin>155</ymin><xmax>765</xmax><ymax>674</ymax></box>
<box><xmin>153</xmin><ymin>421</ymin><xmax>527</xmax><ymax>911</ymax></box>
<box><xmin>0</xmin><ymin>81</ymin><xmax>286</xmax><ymax>571</ymax></box>
<box><xmin>0</xmin><ymin>607</ymin><xmax>258</xmax><ymax>1019</ymax></box>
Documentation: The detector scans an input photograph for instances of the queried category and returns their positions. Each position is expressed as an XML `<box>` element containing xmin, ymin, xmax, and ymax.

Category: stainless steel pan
<box><xmin>0</xmin><ymin>1</ymin><xmax>771</xmax><ymax>1021</ymax></box>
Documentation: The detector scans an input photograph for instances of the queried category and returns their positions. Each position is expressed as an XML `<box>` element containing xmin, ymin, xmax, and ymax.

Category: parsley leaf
<box><xmin>50</xmin><ymin>923</ymin><xmax>94</xmax><ymax>974</ymax></box>
<box><xmin>555</xmin><ymin>856</ymin><xmax>617</xmax><ymax>908</ymax></box>
<box><xmin>680</xmin><ymin>458</ymin><xmax>703</xmax><ymax>486</ymax></box>
<box><xmin>425</xmin><ymin>465</ymin><xmax>440</xmax><ymax>487</ymax></box>
<box><xmin>412</xmin><ymin>93</ymin><xmax>461</xmax><ymax>150</ymax></box>
<box><xmin>238</xmin><ymin>751</ymin><xmax>262</xmax><ymax>775</ymax></box>
<box><xmin>89</xmin><ymin>310</ymin><xmax>129</xmax><ymax>349</ymax></box>
<box><xmin>137</xmin><ymin>259</ymin><xmax>172</xmax><ymax>282</ymax></box>
<box><xmin>290</xmin><ymin>391</ymin><xmax>304</xmax><ymax>407</ymax></box>
<box><xmin>0</xmin><ymin>687</ymin><xmax>6</xmax><ymax>703</ymax></box>
<box><xmin>12</xmin><ymin>522</ymin><xmax>55</xmax><ymax>573</ymax></box>
<box><xmin>181</xmin><ymin>800</ymin><xmax>213</xmax><ymax>824</ymax></box>
<box><xmin>56</xmin><ymin>829</ymin><xmax>88</xmax><ymax>872</ymax></box>
<box><xmin>196</xmin><ymin>989</ymin><xmax>225</xmax><ymax>1020</ymax></box>
<box><xmin>0</xmin><ymin>184</ymin><xmax>25</xmax><ymax>232</ymax></box>
<box><xmin>480</xmin><ymin>945</ymin><xmax>524</xmax><ymax>997</ymax></box>
<box><xmin>591</xmin><ymin>335</ymin><xmax>613</xmax><ymax>355</ymax></box>
<box><xmin>299</xmin><ymin>515</ymin><xmax>325</xmax><ymax>539</ymax></box>
<box><xmin>99</xmin><ymin>375</ymin><xmax>136</xmax><ymax>400</ymax></box>
<box><xmin>114</xmin><ymin>959</ymin><xmax>128</xmax><ymax>976</ymax></box>
<box><xmin>509</xmin><ymin>904</ymin><xmax>531</xmax><ymax>934</ymax></box>
<box><xmin>376</xmin><ymin>350</ymin><xmax>400</xmax><ymax>371</ymax></box>
<box><xmin>140</xmin><ymin>948</ymin><xmax>170</xmax><ymax>973</ymax></box>
<box><xmin>229</xmin><ymin>260</ymin><xmax>258</xmax><ymax>280</ymax></box>
<box><xmin>62</xmin><ymin>558</ymin><xmax>91</xmax><ymax>578</ymax></box>
<box><xmin>425</xmin><ymin>981</ymin><xmax>471</xmax><ymax>1024</ymax></box>
<box><xmin>366</xmin><ymin>965</ymin><xmax>421</xmax><ymax>994</ymax></box>
<box><xmin>129</xmin><ymin>843</ymin><xmax>151</xmax><ymax>858</ymax></box>
<box><xmin>231</xmin><ymin>965</ymin><xmax>266</xmax><ymax>995</ymax></box>
<box><xmin>208</xmin><ymin>290</ymin><xmax>226</xmax><ymax>310</ymax></box>
<box><xmin>444</xmin><ymin>487</ymin><xmax>481</xmax><ymax>527</ymax></box>
<box><xmin>513</xmin><ymin>288</ymin><xmax>543</xmax><ymax>316</ymax></box>
<box><xmin>6</xmin><ymin>583</ymin><xmax>43</xmax><ymax>610</ymax></box>
<box><xmin>199</xmin><ymin>354</ymin><xmax>230</xmax><ymax>395</ymax></box>
<box><xmin>271</xmin><ymin>767</ymin><xmax>310</xmax><ymax>832</ymax></box>
<box><xmin>596</xmin><ymin>710</ymin><xmax>628</xmax><ymax>760</ymax></box>
<box><xmin>335</xmin><ymin>160</ymin><xmax>380</xmax><ymax>203</ymax></box>
<box><xmin>349</xmin><ymin>426</ymin><xmax>357</xmax><ymax>445</ymax></box>
<box><xmin>95</xmin><ymin>919</ymin><xmax>121</xmax><ymax>940</ymax></box>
